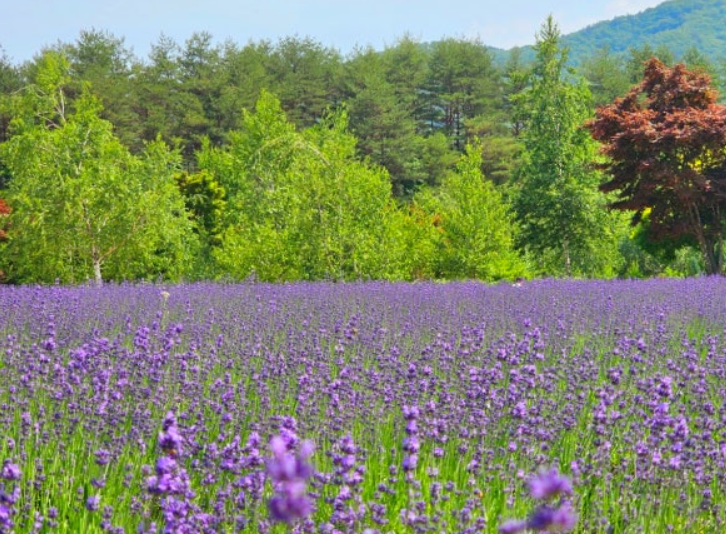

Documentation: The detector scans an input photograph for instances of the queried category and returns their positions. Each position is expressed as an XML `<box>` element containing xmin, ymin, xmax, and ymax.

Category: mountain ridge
<box><xmin>487</xmin><ymin>0</ymin><xmax>726</xmax><ymax>65</ymax></box>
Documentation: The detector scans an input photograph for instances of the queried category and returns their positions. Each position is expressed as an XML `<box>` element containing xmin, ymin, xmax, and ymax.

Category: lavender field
<box><xmin>2</xmin><ymin>279</ymin><xmax>726</xmax><ymax>533</ymax></box>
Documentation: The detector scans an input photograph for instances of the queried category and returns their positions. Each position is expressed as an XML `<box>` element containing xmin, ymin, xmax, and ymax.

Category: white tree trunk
<box><xmin>92</xmin><ymin>246</ymin><xmax>103</xmax><ymax>286</ymax></box>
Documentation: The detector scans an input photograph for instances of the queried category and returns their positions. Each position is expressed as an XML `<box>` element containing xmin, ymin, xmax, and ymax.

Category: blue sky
<box><xmin>1</xmin><ymin>0</ymin><xmax>665</xmax><ymax>62</ymax></box>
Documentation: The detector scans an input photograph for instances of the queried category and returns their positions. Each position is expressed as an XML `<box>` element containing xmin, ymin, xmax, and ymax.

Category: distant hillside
<box><xmin>489</xmin><ymin>0</ymin><xmax>726</xmax><ymax>65</ymax></box>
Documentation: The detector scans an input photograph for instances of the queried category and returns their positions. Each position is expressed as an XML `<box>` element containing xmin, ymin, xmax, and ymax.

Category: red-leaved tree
<box><xmin>588</xmin><ymin>58</ymin><xmax>726</xmax><ymax>274</ymax></box>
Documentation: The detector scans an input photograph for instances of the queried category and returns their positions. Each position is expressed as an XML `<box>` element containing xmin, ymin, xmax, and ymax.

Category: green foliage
<box><xmin>415</xmin><ymin>140</ymin><xmax>527</xmax><ymax>280</ymax></box>
<box><xmin>267</xmin><ymin>36</ymin><xmax>343</xmax><ymax>128</ymax></box>
<box><xmin>380</xmin><ymin>35</ymin><xmax>430</xmax><ymax>128</ymax></box>
<box><xmin>423</xmin><ymin>38</ymin><xmax>501</xmax><ymax>151</ymax></box>
<box><xmin>626</xmin><ymin>43</ymin><xmax>675</xmax><ymax>84</ymax></box>
<box><xmin>380</xmin><ymin>204</ymin><xmax>441</xmax><ymax>280</ymax></box>
<box><xmin>134</xmin><ymin>33</ymin><xmax>228</xmax><ymax>162</ymax></box>
<box><xmin>580</xmin><ymin>46</ymin><xmax>632</xmax><ymax>107</ymax></box>
<box><xmin>216</xmin><ymin>40</ymin><xmax>273</xmax><ymax>130</ymax></box>
<box><xmin>615</xmin><ymin>216</ymin><xmax>706</xmax><ymax>279</ymax></box>
<box><xmin>175</xmin><ymin>168</ymin><xmax>227</xmax><ymax>247</ymax></box>
<box><xmin>632</xmin><ymin>214</ymin><xmax>697</xmax><ymax>265</ymax></box>
<box><xmin>61</xmin><ymin>29</ymin><xmax>142</xmax><ymax>150</ymax></box>
<box><xmin>0</xmin><ymin>53</ymin><xmax>197</xmax><ymax>284</ymax></box>
<box><xmin>513</xmin><ymin>17</ymin><xmax>620</xmax><ymax>277</ymax></box>
<box><xmin>681</xmin><ymin>46</ymin><xmax>725</xmax><ymax>93</ymax></box>
<box><xmin>342</xmin><ymin>47</ymin><xmax>424</xmax><ymax>196</ymax></box>
<box><xmin>201</xmin><ymin>91</ymin><xmax>414</xmax><ymax>281</ymax></box>
<box><xmin>0</xmin><ymin>46</ymin><xmax>21</xmax><ymax>147</ymax></box>
<box><xmin>464</xmin><ymin>114</ymin><xmax>523</xmax><ymax>186</ymax></box>
<box><xmin>664</xmin><ymin>246</ymin><xmax>706</xmax><ymax>277</ymax></box>
<box><xmin>417</xmin><ymin>132</ymin><xmax>460</xmax><ymax>188</ymax></box>
<box><xmin>11</xmin><ymin>21</ymin><xmax>726</xmax><ymax>282</ymax></box>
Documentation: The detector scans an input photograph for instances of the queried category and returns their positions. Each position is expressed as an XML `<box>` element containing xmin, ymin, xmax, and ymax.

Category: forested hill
<box><xmin>489</xmin><ymin>0</ymin><xmax>726</xmax><ymax>65</ymax></box>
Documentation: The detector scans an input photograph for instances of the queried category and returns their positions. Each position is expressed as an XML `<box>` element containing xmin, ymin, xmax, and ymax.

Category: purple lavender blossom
<box><xmin>86</xmin><ymin>495</ymin><xmax>101</xmax><ymax>512</ymax></box>
<box><xmin>0</xmin><ymin>463</ymin><xmax>20</xmax><ymax>481</ymax></box>
<box><xmin>499</xmin><ymin>519</ymin><xmax>528</xmax><ymax>534</ymax></box>
<box><xmin>94</xmin><ymin>449</ymin><xmax>111</xmax><ymax>466</ymax></box>
<box><xmin>0</xmin><ymin>504</ymin><xmax>14</xmax><ymax>530</ymax></box>
<box><xmin>501</xmin><ymin>468</ymin><xmax>577</xmax><ymax>533</ymax></box>
<box><xmin>528</xmin><ymin>469</ymin><xmax>573</xmax><ymax>500</ymax></box>
<box><xmin>527</xmin><ymin>502</ymin><xmax>577</xmax><ymax>532</ymax></box>
<box><xmin>266</xmin><ymin>435</ymin><xmax>314</xmax><ymax>523</ymax></box>
<box><xmin>158</xmin><ymin>426</ymin><xmax>183</xmax><ymax>457</ymax></box>
<box><xmin>6</xmin><ymin>278</ymin><xmax>726</xmax><ymax>531</ymax></box>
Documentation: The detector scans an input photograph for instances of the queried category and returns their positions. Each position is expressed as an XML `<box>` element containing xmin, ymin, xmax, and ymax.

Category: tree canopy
<box><xmin>3</xmin><ymin>22</ymin><xmax>724</xmax><ymax>282</ymax></box>
<box><xmin>589</xmin><ymin>58</ymin><xmax>726</xmax><ymax>274</ymax></box>
<box><xmin>512</xmin><ymin>17</ymin><xmax>619</xmax><ymax>277</ymax></box>
<box><xmin>0</xmin><ymin>52</ymin><xmax>197</xmax><ymax>284</ymax></box>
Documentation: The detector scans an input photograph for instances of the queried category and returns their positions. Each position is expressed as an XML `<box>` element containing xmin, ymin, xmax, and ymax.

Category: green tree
<box><xmin>0</xmin><ymin>46</ymin><xmax>22</xmax><ymax>146</ymax></box>
<box><xmin>173</xmin><ymin>167</ymin><xmax>227</xmax><ymax>278</ymax></box>
<box><xmin>343</xmin><ymin>47</ymin><xmax>423</xmax><ymax>197</ymax></box>
<box><xmin>177</xmin><ymin>32</ymin><xmax>233</xmax><ymax>154</ymax></box>
<box><xmin>423</xmin><ymin>38</ymin><xmax>500</xmax><ymax>150</ymax></box>
<box><xmin>134</xmin><ymin>35</ymin><xmax>188</xmax><ymax>151</ymax></box>
<box><xmin>200</xmin><ymin>91</ymin><xmax>407</xmax><ymax>281</ymax></box>
<box><xmin>417</xmin><ymin>132</ymin><xmax>459</xmax><ymax>188</ymax></box>
<box><xmin>502</xmin><ymin>47</ymin><xmax>531</xmax><ymax>138</ymax></box>
<box><xmin>416</xmin><ymin>140</ymin><xmax>527</xmax><ymax>280</ymax></box>
<box><xmin>175</xmin><ymin>168</ymin><xmax>226</xmax><ymax>245</ymax></box>
<box><xmin>0</xmin><ymin>197</ymin><xmax>8</xmax><ymax>241</ymax></box>
<box><xmin>59</xmin><ymin>29</ymin><xmax>142</xmax><ymax>150</ymax></box>
<box><xmin>681</xmin><ymin>46</ymin><xmax>723</xmax><ymax>93</ymax></box>
<box><xmin>381</xmin><ymin>35</ymin><xmax>430</xmax><ymax>131</ymax></box>
<box><xmin>0</xmin><ymin>52</ymin><xmax>196</xmax><ymax>284</ymax></box>
<box><xmin>133</xmin><ymin>33</ymin><xmax>233</xmax><ymax>165</ymax></box>
<box><xmin>217</xmin><ymin>40</ymin><xmax>274</xmax><ymax>131</ymax></box>
<box><xmin>580</xmin><ymin>46</ymin><xmax>632</xmax><ymax>107</ymax></box>
<box><xmin>513</xmin><ymin>17</ymin><xmax>619</xmax><ymax>277</ymax></box>
<box><xmin>0</xmin><ymin>46</ymin><xmax>21</xmax><ymax>190</ymax></box>
<box><xmin>464</xmin><ymin>112</ymin><xmax>522</xmax><ymax>186</ymax></box>
<box><xmin>267</xmin><ymin>37</ymin><xmax>342</xmax><ymax>128</ymax></box>
<box><xmin>0</xmin><ymin>197</ymin><xmax>8</xmax><ymax>282</ymax></box>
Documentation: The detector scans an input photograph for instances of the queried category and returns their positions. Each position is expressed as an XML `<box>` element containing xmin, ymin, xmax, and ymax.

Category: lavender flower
<box><xmin>499</xmin><ymin>519</ymin><xmax>528</xmax><ymax>534</ymax></box>
<box><xmin>266</xmin><ymin>435</ymin><xmax>314</xmax><ymax>523</ymax></box>
<box><xmin>0</xmin><ymin>463</ymin><xmax>20</xmax><ymax>482</ymax></box>
<box><xmin>500</xmin><ymin>469</ymin><xmax>577</xmax><ymax>533</ymax></box>
<box><xmin>527</xmin><ymin>503</ymin><xmax>577</xmax><ymax>532</ymax></box>
<box><xmin>158</xmin><ymin>414</ymin><xmax>184</xmax><ymax>457</ymax></box>
<box><xmin>528</xmin><ymin>469</ymin><xmax>573</xmax><ymax>500</ymax></box>
<box><xmin>402</xmin><ymin>406</ymin><xmax>420</xmax><ymax>477</ymax></box>
<box><xmin>86</xmin><ymin>495</ymin><xmax>101</xmax><ymax>512</ymax></box>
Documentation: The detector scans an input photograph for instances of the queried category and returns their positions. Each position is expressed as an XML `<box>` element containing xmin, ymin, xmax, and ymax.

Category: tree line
<box><xmin>0</xmin><ymin>18</ymin><xmax>723</xmax><ymax>284</ymax></box>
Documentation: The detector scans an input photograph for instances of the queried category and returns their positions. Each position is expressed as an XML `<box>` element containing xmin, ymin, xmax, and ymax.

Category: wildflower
<box><xmin>94</xmin><ymin>449</ymin><xmax>111</xmax><ymax>466</ymax></box>
<box><xmin>529</xmin><ymin>469</ymin><xmax>573</xmax><ymax>500</ymax></box>
<box><xmin>0</xmin><ymin>504</ymin><xmax>13</xmax><ymax>532</ymax></box>
<box><xmin>500</xmin><ymin>469</ymin><xmax>576</xmax><ymax>533</ymax></box>
<box><xmin>266</xmin><ymin>436</ymin><xmax>314</xmax><ymax>523</ymax></box>
<box><xmin>86</xmin><ymin>495</ymin><xmax>101</xmax><ymax>512</ymax></box>
<box><xmin>402</xmin><ymin>406</ymin><xmax>420</xmax><ymax>476</ymax></box>
<box><xmin>158</xmin><ymin>412</ymin><xmax>183</xmax><ymax>456</ymax></box>
<box><xmin>499</xmin><ymin>518</ymin><xmax>528</xmax><ymax>534</ymax></box>
<box><xmin>527</xmin><ymin>502</ymin><xmax>577</xmax><ymax>532</ymax></box>
<box><xmin>0</xmin><ymin>463</ymin><xmax>20</xmax><ymax>481</ymax></box>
